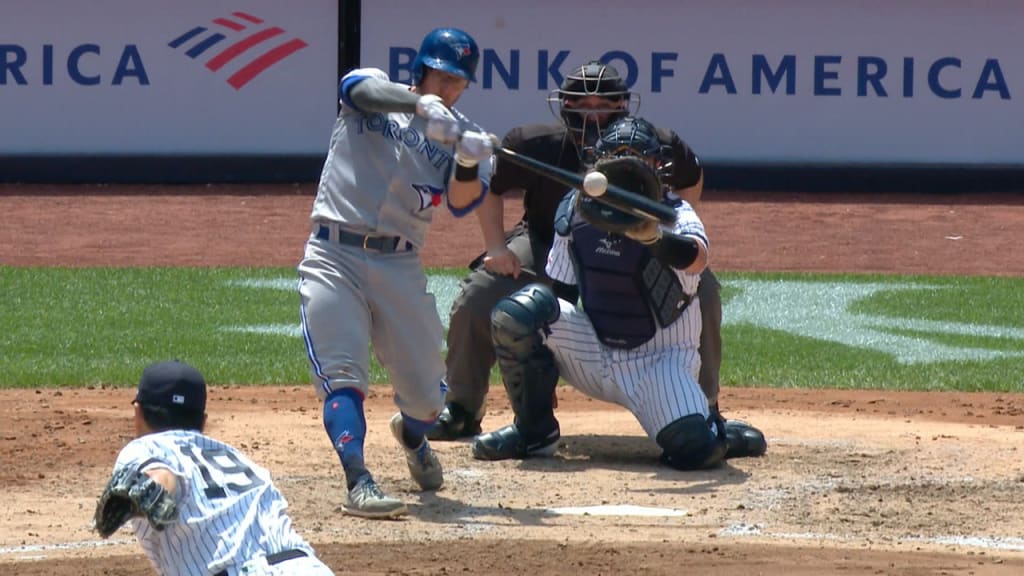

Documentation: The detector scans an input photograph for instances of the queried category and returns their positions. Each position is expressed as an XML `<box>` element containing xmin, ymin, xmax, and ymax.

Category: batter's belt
<box><xmin>212</xmin><ymin>548</ymin><xmax>307</xmax><ymax>576</ymax></box>
<box><xmin>315</xmin><ymin>223</ymin><xmax>415</xmax><ymax>253</ymax></box>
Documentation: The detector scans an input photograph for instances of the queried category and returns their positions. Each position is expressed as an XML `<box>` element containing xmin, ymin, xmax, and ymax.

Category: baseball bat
<box><xmin>491</xmin><ymin>145</ymin><xmax>677</xmax><ymax>225</ymax></box>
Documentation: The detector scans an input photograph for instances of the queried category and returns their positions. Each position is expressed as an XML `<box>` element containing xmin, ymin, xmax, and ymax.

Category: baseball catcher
<box><xmin>473</xmin><ymin>115</ymin><xmax>740</xmax><ymax>470</ymax></box>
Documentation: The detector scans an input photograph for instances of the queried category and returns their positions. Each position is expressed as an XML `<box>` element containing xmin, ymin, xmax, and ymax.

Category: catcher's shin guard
<box><xmin>490</xmin><ymin>284</ymin><xmax>561</xmax><ymax>441</ymax></box>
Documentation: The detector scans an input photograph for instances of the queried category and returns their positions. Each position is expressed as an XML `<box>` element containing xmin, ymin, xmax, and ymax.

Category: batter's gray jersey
<box><xmin>311</xmin><ymin>67</ymin><xmax>493</xmax><ymax>247</ymax></box>
<box><xmin>113</xmin><ymin>431</ymin><xmax>331</xmax><ymax>576</ymax></box>
<box><xmin>545</xmin><ymin>196</ymin><xmax>709</xmax><ymax>437</ymax></box>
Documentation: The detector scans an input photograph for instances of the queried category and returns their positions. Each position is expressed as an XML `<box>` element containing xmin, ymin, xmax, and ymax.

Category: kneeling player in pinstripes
<box><xmin>472</xmin><ymin>116</ymin><xmax>764</xmax><ymax>469</ymax></box>
<box><xmin>93</xmin><ymin>361</ymin><xmax>334</xmax><ymax>575</ymax></box>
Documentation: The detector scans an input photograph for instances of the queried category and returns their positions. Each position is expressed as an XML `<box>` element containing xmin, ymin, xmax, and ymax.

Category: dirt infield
<box><xmin>2</xmin><ymin>185</ymin><xmax>1024</xmax><ymax>575</ymax></box>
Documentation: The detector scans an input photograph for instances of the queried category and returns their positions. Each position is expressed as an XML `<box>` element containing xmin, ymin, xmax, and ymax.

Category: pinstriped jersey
<box><xmin>547</xmin><ymin>191</ymin><xmax>707</xmax><ymax>350</ymax></box>
<box><xmin>113</xmin><ymin>430</ymin><xmax>313</xmax><ymax>576</ymax></box>
<box><xmin>310</xmin><ymin>67</ymin><xmax>494</xmax><ymax>248</ymax></box>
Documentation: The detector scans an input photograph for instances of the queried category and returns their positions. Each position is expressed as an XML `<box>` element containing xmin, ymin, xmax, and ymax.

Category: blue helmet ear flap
<box><xmin>412</xmin><ymin>28</ymin><xmax>480</xmax><ymax>85</ymax></box>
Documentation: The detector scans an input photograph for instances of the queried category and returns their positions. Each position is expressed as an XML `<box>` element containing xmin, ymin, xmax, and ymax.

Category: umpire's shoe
<box><xmin>343</xmin><ymin>475</ymin><xmax>408</xmax><ymax>519</ymax></box>
<box><xmin>390</xmin><ymin>413</ymin><xmax>444</xmax><ymax>491</ymax></box>
<box><xmin>723</xmin><ymin>420</ymin><xmax>768</xmax><ymax>459</ymax></box>
<box><xmin>426</xmin><ymin>402</ymin><xmax>482</xmax><ymax>441</ymax></box>
<box><xmin>472</xmin><ymin>424</ymin><xmax>560</xmax><ymax>461</ymax></box>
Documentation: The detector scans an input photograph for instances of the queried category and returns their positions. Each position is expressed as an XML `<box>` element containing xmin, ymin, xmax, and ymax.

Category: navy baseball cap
<box><xmin>135</xmin><ymin>360</ymin><xmax>207</xmax><ymax>417</ymax></box>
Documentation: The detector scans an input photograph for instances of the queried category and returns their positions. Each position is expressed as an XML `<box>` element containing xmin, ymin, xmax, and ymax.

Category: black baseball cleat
<box><xmin>426</xmin><ymin>402</ymin><xmax>483</xmax><ymax>441</ymax></box>
<box><xmin>723</xmin><ymin>420</ymin><xmax>767</xmax><ymax>459</ymax></box>
<box><xmin>471</xmin><ymin>424</ymin><xmax>560</xmax><ymax>461</ymax></box>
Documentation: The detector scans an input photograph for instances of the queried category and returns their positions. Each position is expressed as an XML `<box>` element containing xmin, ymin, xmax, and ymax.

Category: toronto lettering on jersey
<box><xmin>357</xmin><ymin>113</ymin><xmax>453</xmax><ymax>170</ymax></box>
<box><xmin>389</xmin><ymin>48</ymin><xmax>1013</xmax><ymax>100</ymax></box>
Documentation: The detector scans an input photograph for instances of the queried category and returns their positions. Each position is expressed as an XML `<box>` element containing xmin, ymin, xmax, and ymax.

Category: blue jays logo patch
<box><xmin>452</xmin><ymin>43</ymin><xmax>473</xmax><ymax>59</ymax></box>
<box><xmin>412</xmin><ymin>184</ymin><xmax>444</xmax><ymax>211</ymax></box>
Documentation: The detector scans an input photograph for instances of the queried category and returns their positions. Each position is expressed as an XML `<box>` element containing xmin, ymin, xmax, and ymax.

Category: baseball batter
<box><xmin>473</xmin><ymin>117</ymin><xmax>748</xmax><ymax>469</ymax></box>
<box><xmin>94</xmin><ymin>360</ymin><xmax>334</xmax><ymax>576</ymax></box>
<box><xmin>297</xmin><ymin>28</ymin><xmax>494</xmax><ymax>518</ymax></box>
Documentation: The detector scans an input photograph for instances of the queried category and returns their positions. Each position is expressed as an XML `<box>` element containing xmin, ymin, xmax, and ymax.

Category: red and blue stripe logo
<box><xmin>168</xmin><ymin>12</ymin><xmax>307</xmax><ymax>90</ymax></box>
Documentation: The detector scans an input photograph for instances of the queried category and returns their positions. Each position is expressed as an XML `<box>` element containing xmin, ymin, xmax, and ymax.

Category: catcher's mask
<box><xmin>547</xmin><ymin>60</ymin><xmax>638</xmax><ymax>146</ymax></box>
<box><xmin>576</xmin><ymin>116</ymin><xmax>667</xmax><ymax>234</ymax></box>
<box><xmin>412</xmin><ymin>28</ymin><xmax>480</xmax><ymax>84</ymax></box>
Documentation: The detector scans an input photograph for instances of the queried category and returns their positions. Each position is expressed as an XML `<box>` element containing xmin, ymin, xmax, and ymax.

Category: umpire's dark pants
<box><xmin>443</xmin><ymin>228</ymin><xmax>724</xmax><ymax>418</ymax></box>
<box><xmin>697</xmin><ymin>267</ymin><xmax>722</xmax><ymax>407</ymax></box>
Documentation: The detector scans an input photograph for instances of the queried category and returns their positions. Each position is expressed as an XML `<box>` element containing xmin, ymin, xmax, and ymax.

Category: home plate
<box><xmin>545</xmin><ymin>505</ymin><xmax>687</xmax><ymax>517</ymax></box>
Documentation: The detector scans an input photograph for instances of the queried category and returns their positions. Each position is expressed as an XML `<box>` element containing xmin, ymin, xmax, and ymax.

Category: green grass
<box><xmin>1</xmin><ymin>266</ymin><xmax>1022</xmax><ymax>392</ymax></box>
<box><xmin>719</xmin><ymin>272</ymin><xmax>1024</xmax><ymax>392</ymax></box>
<box><xmin>1</xmin><ymin>267</ymin><xmax>307</xmax><ymax>386</ymax></box>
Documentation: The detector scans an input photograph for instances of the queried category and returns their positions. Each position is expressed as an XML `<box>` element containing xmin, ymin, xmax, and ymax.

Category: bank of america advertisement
<box><xmin>362</xmin><ymin>0</ymin><xmax>1021</xmax><ymax>165</ymax></box>
<box><xmin>0</xmin><ymin>0</ymin><xmax>337</xmax><ymax>154</ymax></box>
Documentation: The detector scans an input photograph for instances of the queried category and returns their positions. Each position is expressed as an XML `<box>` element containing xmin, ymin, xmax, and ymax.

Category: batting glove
<box><xmin>417</xmin><ymin>94</ymin><xmax>460</xmax><ymax>143</ymax></box>
<box><xmin>455</xmin><ymin>131</ymin><xmax>495</xmax><ymax>168</ymax></box>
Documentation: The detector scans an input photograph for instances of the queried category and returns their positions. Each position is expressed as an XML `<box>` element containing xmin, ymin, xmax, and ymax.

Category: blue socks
<box><xmin>398</xmin><ymin>412</ymin><xmax>434</xmax><ymax>449</ymax></box>
<box><xmin>323</xmin><ymin>388</ymin><xmax>368</xmax><ymax>489</ymax></box>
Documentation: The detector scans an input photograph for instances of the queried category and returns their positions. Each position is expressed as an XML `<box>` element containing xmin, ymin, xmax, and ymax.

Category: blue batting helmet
<box><xmin>411</xmin><ymin>28</ymin><xmax>479</xmax><ymax>84</ymax></box>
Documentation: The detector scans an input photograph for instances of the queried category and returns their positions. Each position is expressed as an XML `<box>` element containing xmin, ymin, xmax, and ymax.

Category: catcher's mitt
<box><xmin>93</xmin><ymin>466</ymin><xmax>177</xmax><ymax>538</ymax></box>
<box><xmin>577</xmin><ymin>155</ymin><xmax>663</xmax><ymax>236</ymax></box>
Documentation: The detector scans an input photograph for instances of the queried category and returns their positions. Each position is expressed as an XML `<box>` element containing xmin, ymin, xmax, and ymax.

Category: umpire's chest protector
<box><xmin>557</xmin><ymin>199</ymin><xmax>688</xmax><ymax>349</ymax></box>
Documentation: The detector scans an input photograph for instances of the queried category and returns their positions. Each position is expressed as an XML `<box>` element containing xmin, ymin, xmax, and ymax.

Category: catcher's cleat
<box><xmin>342</xmin><ymin>475</ymin><xmax>408</xmax><ymax>519</ymax></box>
<box><xmin>472</xmin><ymin>424</ymin><xmax>560</xmax><ymax>461</ymax></box>
<box><xmin>426</xmin><ymin>402</ymin><xmax>483</xmax><ymax>441</ymax></box>
<box><xmin>389</xmin><ymin>412</ymin><xmax>444</xmax><ymax>491</ymax></box>
<box><xmin>723</xmin><ymin>420</ymin><xmax>768</xmax><ymax>459</ymax></box>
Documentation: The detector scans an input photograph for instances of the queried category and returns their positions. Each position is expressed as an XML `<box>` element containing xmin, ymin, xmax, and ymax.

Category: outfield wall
<box><xmin>1</xmin><ymin>0</ymin><xmax>1021</xmax><ymax>189</ymax></box>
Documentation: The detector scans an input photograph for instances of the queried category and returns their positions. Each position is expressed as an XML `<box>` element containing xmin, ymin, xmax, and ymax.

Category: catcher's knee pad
<box><xmin>490</xmin><ymin>283</ymin><xmax>560</xmax><ymax>360</ymax></box>
<box><xmin>656</xmin><ymin>414</ymin><xmax>727</xmax><ymax>471</ymax></box>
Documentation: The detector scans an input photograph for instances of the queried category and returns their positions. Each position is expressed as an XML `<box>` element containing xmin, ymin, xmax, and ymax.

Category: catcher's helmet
<box><xmin>595</xmin><ymin>116</ymin><xmax>666</xmax><ymax>159</ymax></box>
<box><xmin>592</xmin><ymin>116</ymin><xmax>674</xmax><ymax>181</ymax></box>
<box><xmin>549</xmin><ymin>60</ymin><xmax>637</xmax><ymax>145</ymax></box>
<box><xmin>412</xmin><ymin>28</ymin><xmax>480</xmax><ymax>84</ymax></box>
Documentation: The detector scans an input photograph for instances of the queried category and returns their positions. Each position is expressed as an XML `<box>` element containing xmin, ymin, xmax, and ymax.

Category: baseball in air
<box><xmin>583</xmin><ymin>171</ymin><xmax>608</xmax><ymax>197</ymax></box>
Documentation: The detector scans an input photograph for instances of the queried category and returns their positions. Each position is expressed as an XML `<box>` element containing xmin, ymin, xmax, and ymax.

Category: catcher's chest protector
<box><xmin>567</xmin><ymin>221</ymin><xmax>689</xmax><ymax>349</ymax></box>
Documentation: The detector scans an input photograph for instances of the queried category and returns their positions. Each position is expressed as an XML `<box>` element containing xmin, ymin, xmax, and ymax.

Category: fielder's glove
<box><xmin>93</xmin><ymin>466</ymin><xmax>177</xmax><ymax>538</ymax></box>
<box><xmin>577</xmin><ymin>155</ymin><xmax>666</xmax><ymax>238</ymax></box>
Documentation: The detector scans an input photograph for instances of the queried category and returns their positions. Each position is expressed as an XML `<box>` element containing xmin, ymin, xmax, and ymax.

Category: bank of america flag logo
<box><xmin>168</xmin><ymin>11</ymin><xmax>308</xmax><ymax>90</ymax></box>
